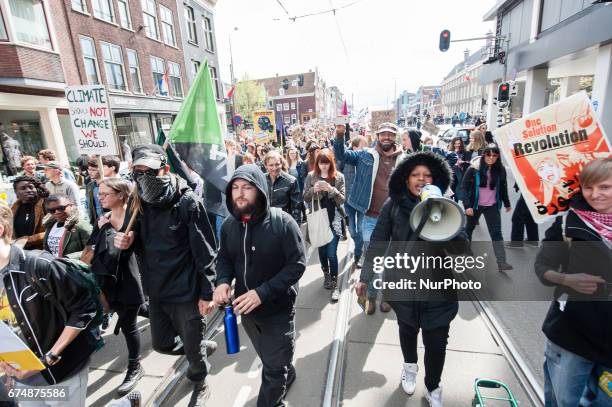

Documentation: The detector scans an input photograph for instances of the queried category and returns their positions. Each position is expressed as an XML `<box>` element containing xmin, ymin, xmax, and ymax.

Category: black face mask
<box><xmin>135</xmin><ymin>172</ymin><xmax>175</xmax><ymax>205</ymax></box>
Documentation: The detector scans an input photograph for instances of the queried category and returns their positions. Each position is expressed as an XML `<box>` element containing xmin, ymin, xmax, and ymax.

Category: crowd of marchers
<box><xmin>0</xmin><ymin>121</ymin><xmax>610</xmax><ymax>407</ymax></box>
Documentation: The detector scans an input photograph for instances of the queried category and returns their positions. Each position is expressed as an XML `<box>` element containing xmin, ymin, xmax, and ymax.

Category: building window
<box><xmin>141</xmin><ymin>0</ymin><xmax>159</xmax><ymax>40</ymax></box>
<box><xmin>283</xmin><ymin>103</ymin><xmax>289</xmax><ymax>111</ymax></box>
<box><xmin>209</xmin><ymin>66</ymin><xmax>220</xmax><ymax>100</ymax></box>
<box><xmin>279</xmin><ymin>88</ymin><xmax>285</xmax><ymax>96</ymax></box>
<box><xmin>291</xmin><ymin>114</ymin><xmax>297</xmax><ymax>122</ymax></box>
<box><xmin>7</xmin><ymin>0</ymin><xmax>52</xmax><ymax>49</ymax></box>
<box><xmin>127</xmin><ymin>49</ymin><xmax>142</xmax><ymax>93</ymax></box>
<box><xmin>191</xmin><ymin>60</ymin><xmax>200</xmax><ymax>76</ymax></box>
<box><xmin>167</xmin><ymin>62</ymin><xmax>183</xmax><ymax>98</ymax></box>
<box><xmin>202</xmin><ymin>16</ymin><xmax>214</xmax><ymax>52</ymax></box>
<box><xmin>276</xmin><ymin>104</ymin><xmax>282</xmax><ymax>112</ymax></box>
<box><xmin>283</xmin><ymin>115</ymin><xmax>290</xmax><ymax>124</ymax></box>
<box><xmin>0</xmin><ymin>8</ymin><xmax>7</xmax><ymax>40</ymax></box>
<box><xmin>92</xmin><ymin>0</ymin><xmax>114</xmax><ymax>23</ymax></box>
<box><xmin>79</xmin><ymin>36</ymin><xmax>100</xmax><ymax>84</ymax></box>
<box><xmin>184</xmin><ymin>6</ymin><xmax>197</xmax><ymax>43</ymax></box>
<box><xmin>291</xmin><ymin>102</ymin><xmax>295</xmax><ymax>109</ymax></box>
<box><xmin>117</xmin><ymin>0</ymin><xmax>132</xmax><ymax>29</ymax></box>
<box><xmin>71</xmin><ymin>0</ymin><xmax>87</xmax><ymax>13</ymax></box>
<box><xmin>100</xmin><ymin>41</ymin><xmax>126</xmax><ymax>91</ymax></box>
<box><xmin>159</xmin><ymin>5</ymin><xmax>176</xmax><ymax>47</ymax></box>
<box><xmin>150</xmin><ymin>56</ymin><xmax>166</xmax><ymax>95</ymax></box>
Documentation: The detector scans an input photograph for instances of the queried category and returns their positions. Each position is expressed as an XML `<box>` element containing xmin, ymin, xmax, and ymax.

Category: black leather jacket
<box><xmin>2</xmin><ymin>246</ymin><xmax>98</xmax><ymax>384</ymax></box>
<box><xmin>266</xmin><ymin>171</ymin><xmax>302</xmax><ymax>223</ymax></box>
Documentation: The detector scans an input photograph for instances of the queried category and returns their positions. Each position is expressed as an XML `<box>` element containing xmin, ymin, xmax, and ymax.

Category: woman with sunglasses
<box><xmin>43</xmin><ymin>194</ymin><xmax>92</xmax><ymax>259</ymax></box>
<box><xmin>89</xmin><ymin>178</ymin><xmax>145</xmax><ymax>396</ymax></box>
<box><xmin>461</xmin><ymin>144</ymin><xmax>513</xmax><ymax>271</ymax></box>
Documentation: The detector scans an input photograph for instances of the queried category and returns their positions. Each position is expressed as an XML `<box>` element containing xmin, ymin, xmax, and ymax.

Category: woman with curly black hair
<box><xmin>10</xmin><ymin>175</ymin><xmax>49</xmax><ymax>249</ymax></box>
<box><xmin>358</xmin><ymin>151</ymin><xmax>468</xmax><ymax>406</ymax></box>
<box><xmin>461</xmin><ymin>144</ymin><xmax>513</xmax><ymax>271</ymax></box>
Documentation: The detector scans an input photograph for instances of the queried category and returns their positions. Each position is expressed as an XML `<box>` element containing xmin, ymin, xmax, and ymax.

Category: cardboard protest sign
<box><xmin>253</xmin><ymin>111</ymin><xmax>276</xmax><ymax>144</ymax></box>
<box><xmin>65</xmin><ymin>85</ymin><xmax>118</xmax><ymax>156</ymax></box>
<box><xmin>494</xmin><ymin>91</ymin><xmax>611</xmax><ymax>223</ymax></box>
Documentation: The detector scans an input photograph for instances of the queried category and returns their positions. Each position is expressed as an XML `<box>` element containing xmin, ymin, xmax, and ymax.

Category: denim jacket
<box><xmin>333</xmin><ymin>136</ymin><xmax>405</xmax><ymax>213</ymax></box>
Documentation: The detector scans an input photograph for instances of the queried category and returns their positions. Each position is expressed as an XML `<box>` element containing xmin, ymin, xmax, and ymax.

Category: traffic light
<box><xmin>439</xmin><ymin>30</ymin><xmax>450</xmax><ymax>52</ymax></box>
<box><xmin>298</xmin><ymin>74</ymin><xmax>304</xmax><ymax>87</ymax></box>
<box><xmin>282</xmin><ymin>78</ymin><xmax>289</xmax><ymax>90</ymax></box>
<box><xmin>498</xmin><ymin>82</ymin><xmax>510</xmax><ymax>103</ymax></box>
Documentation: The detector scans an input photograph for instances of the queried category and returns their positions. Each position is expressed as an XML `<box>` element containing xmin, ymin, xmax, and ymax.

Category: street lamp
<box><xmin>229</xmin><ymin>27</ymin><xmax>238</xmax><ymax>134</ymax></box>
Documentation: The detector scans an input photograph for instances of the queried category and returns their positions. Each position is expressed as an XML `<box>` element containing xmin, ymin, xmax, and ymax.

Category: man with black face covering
<box><xmin>333</xmin><ymin>122</ymin><xmax>406</xmax><ymax>315</ymax></box>
<box><xmin>114</xmin><ymin>144</ymin><xmax>217</xmax><ymax>407</ymax></box>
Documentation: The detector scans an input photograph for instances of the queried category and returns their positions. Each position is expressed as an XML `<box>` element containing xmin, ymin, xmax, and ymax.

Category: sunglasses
<box><xmin>132</xmin><ymin>168</ymin><xmax>159</xmax><ymax>177</ymax></box>
<box><xmin>47</xmin><ymin>204</ymin><xmax>72</xmax><ymax>213</ymax></box>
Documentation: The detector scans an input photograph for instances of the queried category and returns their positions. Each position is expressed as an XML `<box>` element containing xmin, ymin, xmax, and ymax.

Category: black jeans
<box><xmin>398</xmin><ymin>321</ymin><xmax>450</xmax><ymax>392</ymax></box>
<box><xmin>465</xmin><ymin>205</ymin><xmax>507</xmax><ymax>264</ymax></box>
<box><xmin>149</xmin><ymin>301</ymin><xmax>208</xmax><ymax>382</ymax></box>
<box><xmin>510</xmin><ymin>196</ymin><xmax>539</xmax><ymax>242</ymax></box>
<box><xmin>116</xmin><ymin>306</ymin><xmax>141</xmax><ymax>361</ymax></box>
<box><xmin>242</xmin><ymin>309</ymin><xmax>296</xmax><ymax>407</ymax></box>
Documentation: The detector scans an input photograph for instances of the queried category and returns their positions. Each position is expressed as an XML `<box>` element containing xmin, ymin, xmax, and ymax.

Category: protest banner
<box><xmin>65</xmin><ymin>85</ymin><xmax>118</xmax><ymax>156</ymax></box>
<box><xmin>494</xmin><ymin>91</ymin><xmax>611</xmax><ymax>223</ymax></box>
<box><xmin>252</xmin><ymin>111</ymin><xmax>276</xmax><ymax>144</ymax></box>
<box><xmin>0</xmin><ymin>322</ymin><xmax>46</xmax><ymax>371</ymax></box>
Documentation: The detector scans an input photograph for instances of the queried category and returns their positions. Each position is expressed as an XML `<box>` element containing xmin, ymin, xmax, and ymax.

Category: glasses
<box><xmin>46</xmin><ymin>204</ymin><xmax>72</xmax><ymax>213</ymax></box>
<box><xmin>132</xmin><ymin>168</ymin><xmax>158</xmax><ymax>178</ymax></box>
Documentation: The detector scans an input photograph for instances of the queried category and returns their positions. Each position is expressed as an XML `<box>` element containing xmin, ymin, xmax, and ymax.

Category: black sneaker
<box><xmin>525</xmin><ymin>241</ymin><xmax>540</xmax><ymax>248</ymax></box>
<box><xmin>188</xmin><ymin>379</ymin><xmax>210</xmax><ymax>407</ymax></box>
<box><xmin>504</xmin><ymin>242</ymin><xmax>524</xmax><ymax>249</ymax></box>
<box><xmin>497</xmin><ymin>262</ymin><xmax>514</xmax><ymax>272</ymax></box>
<box><xmin>117</xmin><ymin>361</ymin><xmax>144</xmax><ymax>396</ymax></box>
<box><xmin>323</xmin><ymin>272</ymin><xmax>333</xmax><ymax>289</ymax></box>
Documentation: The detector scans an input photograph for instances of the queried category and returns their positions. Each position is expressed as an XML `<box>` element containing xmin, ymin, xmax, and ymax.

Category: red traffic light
<box><xmin>439</xmin><ymin>30</ymin><xmax>451</xmax><ymax>52</ymax></box>
<box><xmin>442</xmin><ymin>32</ymin><xmax>449</xmax><ymax>38</ymax></box>
<box><xmin>501</xmin><ymin>85</ymin><xmax>508</xmax><ymax>91</ymax></box>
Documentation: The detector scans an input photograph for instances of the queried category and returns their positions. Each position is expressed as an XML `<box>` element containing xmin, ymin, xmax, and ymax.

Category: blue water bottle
<box><xmin>224</xmin><ymin>305</ymin><xmax>240</xmax><ymax>354</ymax></box>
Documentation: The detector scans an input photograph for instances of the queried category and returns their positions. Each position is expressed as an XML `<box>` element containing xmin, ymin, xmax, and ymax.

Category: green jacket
<box><xmin>43</xmin><ymin>213</ymin><xmax>92</xmax><ymax>259</ymax></box>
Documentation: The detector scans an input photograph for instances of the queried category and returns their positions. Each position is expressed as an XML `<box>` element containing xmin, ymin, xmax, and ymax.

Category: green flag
<box><xmin>168</xmin><ymin>60</ymin><xmax>228</xmax><ymax>215</ymax></box>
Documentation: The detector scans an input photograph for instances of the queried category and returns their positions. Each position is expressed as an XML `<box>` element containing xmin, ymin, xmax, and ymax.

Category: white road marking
<box><xmin>247</xmin><ymin>357</ymin><xmax>262</xmax><ymax>379</ymax></box>
<box><xmin>232</xmin><ymin>385</ymin><xmax>252</xmax><ymax>407</ymax></box>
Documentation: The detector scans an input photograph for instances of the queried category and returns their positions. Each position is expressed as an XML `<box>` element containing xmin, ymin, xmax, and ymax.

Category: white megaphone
<box><xmin>409</xmin><ymin>184</ymin><xmax>466</xmax><ymax>241</ymax></box>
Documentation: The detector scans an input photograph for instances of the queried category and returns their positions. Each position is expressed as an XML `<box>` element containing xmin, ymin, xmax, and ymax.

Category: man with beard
<box><xmin>213</xmin><ymin>164</ymin><xmax>306</xmax><ymax>407</ymax></box>
<box><xmin>334</xmin><ymin>122</ymin><xmax>406</xmax><ymax>314</ymax></box>
<box><xmin>114</xmin><ymin>145</ymin><xmax>217</xmax><ymax>407</ymax></box>
<box><xmin>11</xmin><ymin>176</ymin><xmax>48</xmax><ymax>249</ymax></box>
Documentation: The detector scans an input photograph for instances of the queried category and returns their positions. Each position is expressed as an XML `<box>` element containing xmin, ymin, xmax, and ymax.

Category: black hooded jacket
<box><xmin>131</xmin><ymin>176</ymin><xmax>216</xmax><ymax>302</ymax></box>
<box><xmin>535</xmin><ymin>193</ymin><xmax>612</xmax><ymax>366</ymax></box>
<box><xmin>216</xmin><ymin>164</ymin><xmax>307</xmax><ymax>317</ymax></box>
<box><xmin>360</xmin><ymin>152</ymin><xmax>468</xmax><ymax>329</ymax></box>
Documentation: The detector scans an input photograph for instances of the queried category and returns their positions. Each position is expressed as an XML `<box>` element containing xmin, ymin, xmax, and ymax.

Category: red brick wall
<box><xmin>0</xmin><ymin>44</ymin><xmax>65</xmax><ymax>83</ymax></box>
<box><xmin>57</xmin><ymin>0</ymin><xmax>185</xmax><ymax>94</ymax></box>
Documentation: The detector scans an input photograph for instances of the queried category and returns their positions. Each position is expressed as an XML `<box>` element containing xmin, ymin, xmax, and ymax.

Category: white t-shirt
<box><xmin>47</xmin><ymin>222</ymin><xmax>65</xmax><ymax>257</ymax></box>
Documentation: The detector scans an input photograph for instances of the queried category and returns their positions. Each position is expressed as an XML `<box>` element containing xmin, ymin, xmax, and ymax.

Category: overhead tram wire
<box><xmin>328</xmin><ymin>0</ymin><xmax>349</xmax><ymax>59</ymax></box>
<box><xmin>275</xmin><ymin>0</ymin><xmax>291</xmax><ymax>16</ymax></box>
<box><xmin>281</xmin><ymin>0</ymin><xmax>366</xmax><ymax>22</ymax></box>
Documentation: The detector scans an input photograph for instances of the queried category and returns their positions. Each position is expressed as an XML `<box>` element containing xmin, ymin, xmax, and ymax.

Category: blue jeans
<box><xmin>215</xmin><ymin>215</ymin><xmax>225</xmax><ymax>245</ymax></box>
<box><xmin>544</xmin><ymin>340</ymin><xmax>612</xmax><ymax>407</ymax></box>
<box><xmin>362</xmin><ymin>215</ymin><xmax>379</xmax><ymax>299</ymax></box>
<box><xmin>345</xmin><ymin>204</ymin><xmax>364</xmax><ymax>258</ymax></box>
<box><xmin>318</xmin><ymin>233</ymin><xmax>340</xmax><ymax>279</ymax></box>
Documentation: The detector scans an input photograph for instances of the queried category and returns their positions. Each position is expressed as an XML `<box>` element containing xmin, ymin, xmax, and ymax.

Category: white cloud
<box><xmin>215</xmin><ymin>0</ymin><xmax>495</xmax><ymax>108</ymax></box>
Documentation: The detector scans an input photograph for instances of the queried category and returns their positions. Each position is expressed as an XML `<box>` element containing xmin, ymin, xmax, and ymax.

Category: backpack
<box><xmin>24</xmin><ymin>250</ymin><xmax>105</xmax><ymax>341</ymax></box>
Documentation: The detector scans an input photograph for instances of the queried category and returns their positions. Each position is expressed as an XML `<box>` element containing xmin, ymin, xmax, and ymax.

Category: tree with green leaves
<box><xmin>234</xmin><ymin>80</ymin><xmax>267</xmax><ymax>124</ymax></box>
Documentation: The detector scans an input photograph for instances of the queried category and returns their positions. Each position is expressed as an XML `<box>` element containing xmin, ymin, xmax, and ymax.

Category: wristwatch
<box><xmin>45</xmin><ymin>351</ymin><xmax>62</xmax><ymax>366</ymax></box>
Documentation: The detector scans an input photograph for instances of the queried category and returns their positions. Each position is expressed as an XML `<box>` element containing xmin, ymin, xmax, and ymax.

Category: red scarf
<box><xmin>573</xmin><ymin>209</ymin><xmax>612</xmax><ymax>243</ymax></box>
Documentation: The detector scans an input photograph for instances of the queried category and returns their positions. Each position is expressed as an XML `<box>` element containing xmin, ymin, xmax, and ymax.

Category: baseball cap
<box><xmin>132</xmin><ymin>144</ymin><xmax>167</xmax><ymax>169</ymax></box>
<box><xmin>376</xmin><ymin>122</ymin><xmax>399</xmax><ymax>135</ymax></box>
<box><xmin>40</xmin><ymin>161</ymin><xmax>64</xmax><ymax>170</ymax></box>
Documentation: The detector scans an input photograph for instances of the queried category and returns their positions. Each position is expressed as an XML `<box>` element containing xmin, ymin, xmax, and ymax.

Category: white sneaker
<box><xmin>400</xmin><ymin>363</ymin><xmax>418</xmax><ymax>395</ymax></box>
<box><xmin>425</xmin><ymin>385</ymin><xmax>443</xmax><ymax>407</ymax></box>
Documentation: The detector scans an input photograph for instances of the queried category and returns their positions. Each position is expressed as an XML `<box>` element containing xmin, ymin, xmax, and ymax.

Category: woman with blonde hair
<box><xmin>90</xmin><ymin>177</ymin><xmax>145</xmax><ymax>396</ymax></box>
<box><xmin>466</xmin><ymin>130</ymin><xmax>487</xmax><ymax>160</ymax></box>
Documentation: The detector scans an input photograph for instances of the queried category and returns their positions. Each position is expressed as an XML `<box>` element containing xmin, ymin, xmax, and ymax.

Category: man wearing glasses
<box><xmin>113</xmin><ymin>144</ymin><xmax>218</xmax><ymax>407</ymax></box>
<box><xmin>43</xmin><ymin>194</ymin><xmax>92</xmax><ymax>259</ymax></box>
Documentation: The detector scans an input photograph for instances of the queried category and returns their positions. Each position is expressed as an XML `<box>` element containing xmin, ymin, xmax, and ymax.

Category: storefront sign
<box><xmin>494</xmin><ymin>91</ymin><xmax>611</xmax><ymax>223</ymax></box>
<box><xmin>252</xmin><ymin>110</ymin><xmax>276</xmax><ymax>144</ymax></box>
<box><xmin>65</xmin><ymin>85</ymin><xmax>117</xmax><ymax>155</ymax></box>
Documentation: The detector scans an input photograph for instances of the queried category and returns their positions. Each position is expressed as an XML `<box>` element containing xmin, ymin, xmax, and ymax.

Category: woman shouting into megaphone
<box><xmin>356</xmin><ymin>151</ymin><xmax>469</xmax><ymax>407</ymax></box>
